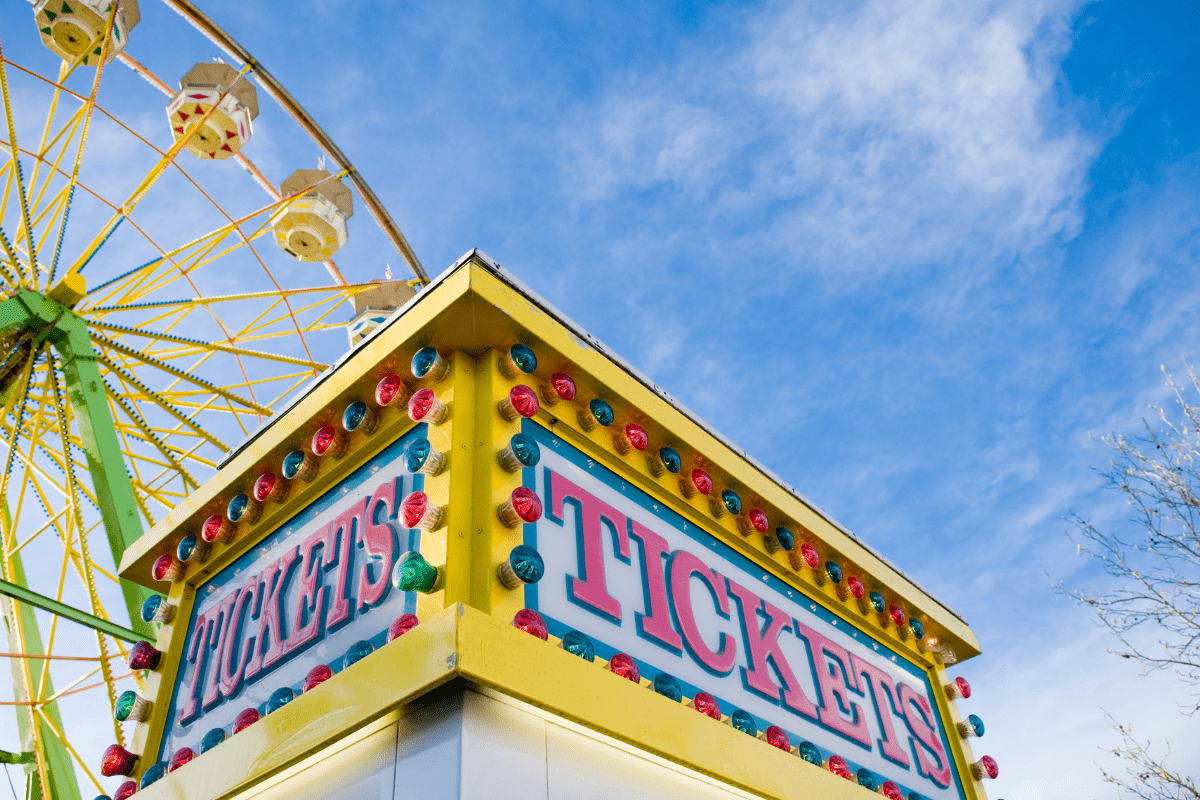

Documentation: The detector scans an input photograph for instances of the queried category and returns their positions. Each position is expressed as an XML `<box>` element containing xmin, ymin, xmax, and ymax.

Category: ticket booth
<box><xmin>111</xmin><ymin>251</ymin><xmax>994</xmax><ymax>800</ymax></box>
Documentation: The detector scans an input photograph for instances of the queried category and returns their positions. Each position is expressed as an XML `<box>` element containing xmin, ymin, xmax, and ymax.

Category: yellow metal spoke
<box><xmin>97</xmin><ymin>354</ymin><xmax>227</xmax><ymax>449</ymax></box>
<box><xmin>92</xmin><ymin>330</ymin><xmax>271</xmax><ymax>413</ymax></box>
<box><xmin>66</xmin><ymin>64</ymin><xmax>256</xmax><ymax>279</ymax></box>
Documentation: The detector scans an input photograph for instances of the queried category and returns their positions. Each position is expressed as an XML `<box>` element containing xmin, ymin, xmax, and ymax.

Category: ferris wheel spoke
<box><xmin>88</xmin><ymin>319</ymin><xmax>328</xmax><ymax>368</ymax></box>
<box><xmin>111</xmin><ymin>49</ymin><xmax>348</xmax><ymax>285</ymax></box>
<box><xmin>0</xmin><ymin>45</ymin><xmax>42</xmax><ymax>285</ymax></box>
<box><xmin>97</xmin><ymin>358</ymin><xmax>225</xmax><ymax>452</ymax></box>
<box><xmin>67</xmin><ymin>64</ymin><xmax>255</xmax><ymax>279</ymax></box>
<box><xmin>105</xmin><ymin>387</ymin><xmax>201</xmax><ymax>492</ymax></box>
<box><xmin>33</xmin><ymin>705</ymin><xmax>106</xmax><ymax>794</ymax></box>
<box><xmin>91</xmin><ymin>330</ymin><xmax>271</xmax><ymax>413</ymax></box>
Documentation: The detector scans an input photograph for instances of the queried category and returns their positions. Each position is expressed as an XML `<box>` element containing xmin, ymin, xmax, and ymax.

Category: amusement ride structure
<box><xmin>0</xmin><ymin>1</ymin><xmax>426</xmax><ymax>796</ymax></box>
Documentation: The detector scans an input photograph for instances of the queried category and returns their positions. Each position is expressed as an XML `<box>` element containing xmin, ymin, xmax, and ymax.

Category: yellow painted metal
<box><xmin>120</xmin><ymin>254</ymin><xmax>987</xmax><ymax>800</ymax></box>
<box><xmin>134</xmin><ymin>605</ymin><xmax>459</xmax><ymax>800</ymax></box>
<box><xmin>131</xmin><ymin>605</ymin><xmax>988</xmax><ymax>800</ymax></box>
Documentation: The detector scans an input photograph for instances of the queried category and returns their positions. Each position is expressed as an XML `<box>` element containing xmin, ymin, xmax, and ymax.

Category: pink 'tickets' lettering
<box><xmin>218</xmin><ymin>573</ymin><xmax>259</xmax><ymax>697</ymax></box>
<box><xmin>726</xmin><ymin>578</ymin><xmax>819</xmax><ymax>720</ymax></box>
<box><xmin>850</xmin><ymin>654</ymin><xmax>912</xmax><ymax>766</ymax></box>
<box><xmin>667</xmin><ymin>550</ymin><xmax>737</xmax><ymax>675</ymax></box>
<box><xmin>898</xmin><ymin>683</ymin><xmax>953</xmax><ymax>788</ymax></box>
<box><xmin>284</xmin><ymin>524</ymin><xmax>333</xmax><ymax>656</ymax></box>
<box><xmin>246</xmin><ymin>549</ymin><xmax>299</xmax><ymax>678</ymax></box>
<box><xmin>178</xmin><ymin>610</ymin><xmax>211</xmax><ymax>725</ymax></box>
<box><xmin>326</xmin><ymin>499</ymin><xmax>367</xmax><ymax>630</ymax></box>
<box><xmin>551</xmin><ymin>471</ymin><xmax>630</xmax><ymax>622</ymax></box>
<box><xmin>629</xmin><ymin>521</ymin><xmax>683</xmax><ymax>652</ymax></box>
<box><xmin>792</xmin><ymin>618</ymin><xmax>873</xmax><ymax>748</ymax></box>
<box><xmin>358</xmin><ymin>480</ymin><xmax>398</xmax><ymax>610</ymax></box>
<box><xmin>200</xmin><ymin>590</ymin><xmax>240</xmax><ymax>710</ymax></box>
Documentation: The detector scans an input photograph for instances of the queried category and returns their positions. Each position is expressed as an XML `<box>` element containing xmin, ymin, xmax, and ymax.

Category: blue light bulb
<box><xmin>411</xmin><ymin>347</ymin><xmax>442</xmax><ymax>378</ymax></box>
<box><xmin>730</xmin><ymin>709</ymin><xmax>757</xmax><ymax>736</ymax></box>
<box><xmin>720</xmin><ymin>489</ymin><xmax>741</xmax><ymax>515</ymax></box>
<box><xmin>508</xmin><ymin>545</ymin><xmax>545</xmax><ymax>584</ymax></box>
<box><xmin>509</xmin><ymin>434</ymin><xmax>540</xmax><ymax>467</ymax></box>
<box><xmin>140</xmin><ymin>595</ymin><xmax>164</xmax><ymax>623</ymax></box>
<box><xmin>774</xmin><ymin>527</ymin><xmax>795</xmax><ymax>550</ymax></box>
<box><xmin>651</xmin><ymin>673</ymin><xmax>682</xmax><ymax>701</ymax></box>
<box><xmin>561</xmin><ymin>630</ymin><xmax>595</xmax><ymax>661</ymax></box>
<box><xmin>658</xmin><ymin>447</ymin><xmax>682</xmax><ymax>473</ymax></box>
<box><xmin>267</xmin><ymin>687</ymin><xmax>295</xmax><ymax>713</ymax></box>
<box><xmin>404</xmin><ymin>439</ymin><xmax>432</xmax><ymax>472</ymax></box>
<box><xmin>199</xmin><ymin>728</ymin><xmax>227</xmax><ymax>753</ymax></box>
<box><xmin>342</xmin><ymin>401</ymin><xmax>368</xmax><ymax>431</ymax></box>
<box><xmin>139</xmin><ymin>764</ymin><xmax>166</xmax><ymax>789</ymax></box>
<box><xmin>588</xmin><ymin>398</ymin><xmax>614</xmax><ymax>426</ymax></box>
<box><xmin>509</xmin><ymin>344</ymin><xmax>537</xmax><ymax>373</ymax></box>
<box><xmin>344</xmin><ymin>640</ymin><xmax>374</xmax><ymax>668</ymax></box>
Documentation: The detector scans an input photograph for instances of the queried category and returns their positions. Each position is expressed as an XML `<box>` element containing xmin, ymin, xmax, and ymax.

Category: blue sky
<box><xmin>281</xmin><ymin>2</ymin><xmax>1195</xmax><ymax>795</ymax></box>
<box><xmin>4</xmin><ymin>0</ymin><xmax>1200</xmax><ymax>797</ymax></box>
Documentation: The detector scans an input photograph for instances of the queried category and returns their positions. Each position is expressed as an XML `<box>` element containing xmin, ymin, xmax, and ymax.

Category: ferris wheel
<box><xmin>0</xmin><ymin>1</ymin><xmax>426</xmax><ymax>796</ymax></box>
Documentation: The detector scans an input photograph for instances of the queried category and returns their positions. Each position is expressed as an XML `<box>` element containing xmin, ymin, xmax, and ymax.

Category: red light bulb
<box><xmin>946</xmin><ymin>675</ymin><xmax>971</xmax><ymax>699</ymax></box>
<box><xmin>151</xmin><ymin>553</ymin><xmax>181</xmax><ymax>582</ymax></box>
<box><xmin>168</xmin><ymin>747</ymin><xmax>195</xmax><ymax>772</ymax></box>
<box><xmin>233</xmin><ymin>707</ymin><xmax>261</xmax><ymax>734</ymax></box>
<box><xmin>201</xmin><ymin>514</ymin><xmax>232</xmax><ymax>544</ymax></box>
<box><xmin>615</xmin><ymin>423</ymin><xmax>648</xmax><ymax>454</ymax></box>
<box><xmin>303</xmin><ymin>664</ymin><xmax>333</xmax><ymax>692</ymax></box>
<box><xmin>498</xmin><ymin>385</ymin><xmax>539</xmax><ymax>421</ymax></box>
<box><xmin>681</xmin><ymin>468</ymin><xmax>712</xmax><ymax>498</ymax></box>
<box><xmin>880</xmin><ymin>781</ymin><xmax>902</xmax><ymax>799</ymax></box>
<box><xmin>513</xmin><ymin>609</ymin><xmax>548</xmax><ymax>640</ymax></box>
<box><xmin>128</xmin><ymin>641</ymin><xmax>161</xmax><ymax>671</ymax></box>
<box><xmin>970</xmin><ymin>755</ymin><xmax>999</xmax><ymax>780</ymax></box>
<box><xmin>800</xmin><ymin>543</ymin><xmax>820</xmax><ymax>570</ymax></box>
<box><xmin>888</xmin><ymin>605</ymin><xmax>906</xmax><ymax>627</ymax></box>
<box><xmin>375</xmin><ymin>374</ymin><xmax>409</xmax><ymax>407</ymax></box>
<box><xmin>739</xmin><ymin>508</ymin><xmax>769</xmax><ymax>536</ymax></box>
<box><xmin>100</xmin><ymin>744</ymin><xmax>137</xmax><ymax>777</ymax></box>
<box><xmin>608</xmin><ymin>652</ymin><xmax>640</xmax><ymax>682</ymax></box>
<box><xmin>541</xmin><ymin>372</ymin><xmax>576</xmax><ymax>404</ymax></box>
<box><xmin>311</xmin><ymin>425</ymin><xmax>348</xmax><ymax>458</ymax></box>
<box><xmin>499</xmin><ymin>487</ymin><xmax>543</xmax><ymax>527</ymax></box>
<box><xmin>764</xmin><ymin>725</ymin><xmax>790</xmax><ymax>751</ymax></box>
<box><xmin>690</xmin><ymin>691</ymin><xmax>720</xmax><ymax>719</ymax></box>
<box><xmin>388</xmin><ymin>613</ymin><xmax>420</xmax><ymax>641</ymax></box>
<box><xmin>401</xmin><ymin>491</ymin><xmax>443</xmax><ymax>531</ymax></box>
<box><xmin>827</xmin><ymin>754</ymin><xmax>852</xmax><ymax>780</ymax></box>
<box><xmin>253</xmin><ymin>470</ymin><xmax>287</xmax><ymax>504</ymax></box>
<box><xmin>407</xmin><ymin>388</ymin><xmax>447</xmax><ymax>425</ymax></box>
<box><xmin>114</xmin><ymin>781</ymin><xmax>138</xmax><ymax>800</ymax></box>
<box><xmin>847</xmin><ymin>576</ymin><xmax>866</xmax><ymax>600</ymax></box>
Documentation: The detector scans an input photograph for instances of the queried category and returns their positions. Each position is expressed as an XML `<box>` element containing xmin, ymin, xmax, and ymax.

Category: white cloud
<box><xmin>564</xmin><ymin>0</ymin><xmax>1097</xmax><ymax>286</ymax></box>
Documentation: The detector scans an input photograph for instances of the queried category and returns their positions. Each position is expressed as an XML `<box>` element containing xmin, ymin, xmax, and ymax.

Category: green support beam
<box><xmin>0</xmin><ymin>288</ymin><xmax>157</xmax><ymax>800</ymax></box>
<box><xmin>0</xmin><ymin>578</ymin><xmax>140</xmax><ymax>644</ymax></box>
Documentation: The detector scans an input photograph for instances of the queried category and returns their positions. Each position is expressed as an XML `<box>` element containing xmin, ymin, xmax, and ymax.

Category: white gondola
<box><xmin>270</xmin><ymin>169</ymin><xmax>354</xmax><ymax>262</ymax></box>
<box><xmin>33</xmin><ymin>0</ymin><xmax>140</xmax><ymax>65</ymax></box>
<box><xmin>167</xmin><ymin>63</ymin><xmax>260</xmax><ymax>160</ymax></box>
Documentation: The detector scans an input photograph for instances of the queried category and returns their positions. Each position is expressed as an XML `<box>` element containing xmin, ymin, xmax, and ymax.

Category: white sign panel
<box><xmin>521</xmin><ymin>421</ymin><xmax>965</xmax><ymax>800</ymax></box>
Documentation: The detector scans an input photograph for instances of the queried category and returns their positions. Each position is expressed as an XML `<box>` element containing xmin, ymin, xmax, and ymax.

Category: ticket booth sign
<box><xmin>158</xmin><ymin>426</ymin><xmax>428</xmax><ymax>759</ymax></box>
<box><xmin>522</xmin><ymin>420</ymin><xmax>966</xmax><ymax>800</ymax></box>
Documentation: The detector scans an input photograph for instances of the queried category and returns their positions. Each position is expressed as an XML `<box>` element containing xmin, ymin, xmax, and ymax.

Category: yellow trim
<box><xmin>134</xmin><ymin>605</ymin><xmax>988</xmax><ymax>800</ymax></box>
<box><xmin>119</xmin><ymin>255</ymin><xmax>987</xmax><ymax>800</ymax></box>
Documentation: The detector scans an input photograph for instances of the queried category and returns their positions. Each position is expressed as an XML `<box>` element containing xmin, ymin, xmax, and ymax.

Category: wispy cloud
<box><xmin>564</xmin><ymin>0</ymin><xmax>1096</xmax><ymax>289</ymax></box>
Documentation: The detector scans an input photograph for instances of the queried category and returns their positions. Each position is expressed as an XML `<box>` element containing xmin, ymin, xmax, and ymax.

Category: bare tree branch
<box><xmin>1062</xmin><ymin>365</ymin><xmax>1200</xmax><ymax>797</ymax></box>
